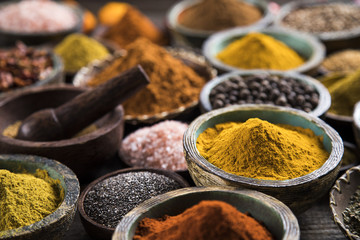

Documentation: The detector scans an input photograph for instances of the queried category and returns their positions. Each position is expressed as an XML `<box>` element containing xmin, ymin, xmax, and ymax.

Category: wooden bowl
<box><xmin>0</xmin><ymin>154</ymin><xmax>80</xmax><ymax>240</ymax></box>
<box><xmin>353</xmin><ymin>102</ymin><xmax>360</xmax><ymax>149</ymax></box>
<box><xmin>78</xmin><ymin>167</ymin><xmax>189</xmax><ymax>240</ymax></box>
<box><xmin>274</xmin><ymin>0</ymin><xmax>360</xmax><ymax>53</ymax></box>
<box><xmin>0</xmin><ymin>50</ymin><xmax>64</xmax><ymax>101</ymax></box>
<box><xmin>0</xmin><ymin>85</ymin><xmax>124</xmax><ymax>180</ymax></box>
<box><xmin>330</xmin><ymin>166</ymin><xmax>360</xmax><ymax>239</ymax></box>
<box><xmin>112</xmin><ymin>186</ymin><xmax>300</xmax><ymax>240</ymax></box>
<box><xmin>165</xmin><ymin>0</ymin><xmax>273</xmax><ymax>48</ymax></box>
<box><xmin>199</xmin><ymin>70</ymin><xmax>331</xmax><ymax>118</ymax></box>
<box><xmin>0</xmin><ymin>1</ymin><xmax>83</xmax><ymax>46</ymax></box>
<box><xmin>202</xmin><ymin>27</ymin><xmax>325</xmax><ymax>75</ymax></box>
<box><xmin>183</xmin><ymin>104</ymin><xmax>343</xmax><ymax>214</ymax></box>
<box><xmin>73</xmin><ymin>47</ymin><xmax>217</xmax><ymax>125</ymax></box>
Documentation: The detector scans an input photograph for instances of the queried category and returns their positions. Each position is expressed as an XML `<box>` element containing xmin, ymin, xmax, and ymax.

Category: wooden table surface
<box><xmin>66</xmin><ymin>1</ymin><xmax>349</xmax><ymax>239</ymax></box>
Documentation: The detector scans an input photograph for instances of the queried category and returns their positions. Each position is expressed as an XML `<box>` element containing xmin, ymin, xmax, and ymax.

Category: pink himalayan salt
<box><xmin>0</xmin><ymin>0</ymin><xmax>77</xmax><ymax>33</ymax></box>
<box><xmin>121</xmin><ymin>120</ymin><xmax>188</xmax><ymax>171</ymax></box>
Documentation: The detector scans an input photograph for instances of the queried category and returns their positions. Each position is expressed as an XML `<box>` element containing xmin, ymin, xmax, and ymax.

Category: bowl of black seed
<box><xmin>200</xmin><ymin>70</ymin><xmax>331</xmax><ymax>118</ymax></box>
<box><xmin>78</xmin><ymin>168</ymin><xmax>189</xmax><ymax>240</ymax></box>
<box><xmin>330</xmin><ymin>165</ymin><xmax>360</xmax><ymax>239</ymax></box>
<box><xmin>275</xmin><ymin>0</ymin><xmax>360</xmax><ymax>53</ymax></box>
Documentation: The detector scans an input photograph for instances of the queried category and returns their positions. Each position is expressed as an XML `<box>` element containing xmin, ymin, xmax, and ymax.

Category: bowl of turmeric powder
<box><xmin>202</xmin><ymin>27</ymin><xmax>325</xmax><ymax>75</ymax></box>
<box><xmin>113</xmin><ymin>187</ymin><xmax>300</xmax><ymax>240</ymax></box>
<box><xmin>0</xmin><ymin>154</ymin><xmax>80</xmax><ymax>240</ymax></box>
<box><xmin>183</xmin><ymin>104</ymin><xmax>343</xmax><ymax>214</ymax></box>
<box><xmin>166</xmin><ymin>0</ymin><xmax>273</xmax><ymax>48</ymax></box>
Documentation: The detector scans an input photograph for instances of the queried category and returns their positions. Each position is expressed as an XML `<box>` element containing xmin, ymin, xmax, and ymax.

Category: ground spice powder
<box><xmin>179</xmin><ymin>0</ymin><xmax>262</xmax><ymax>31</ymax></box>
<box><xmin>196</xmin><ymin>118</ymin><xmax>329</xmax><ymax>180</ymax></box>
<box><xmin>87</xmin><ymin>38</ymin><xmax>206</xmax><ymax>117</ymax></box>
<box><xmin>134</xmin><ymin>200</ymin><xmax>274</xmax><ymax>240</ymax></box>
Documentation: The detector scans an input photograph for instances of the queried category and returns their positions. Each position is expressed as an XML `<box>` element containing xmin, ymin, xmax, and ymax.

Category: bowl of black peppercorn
<box><xmin>200</xmin><ymin>70</ymin><xmax>331</xmax><ymax>118</ymax></box>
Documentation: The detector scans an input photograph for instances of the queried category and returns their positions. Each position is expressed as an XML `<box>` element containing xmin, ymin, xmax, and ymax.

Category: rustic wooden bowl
<box><xmin>0</xmin><ymin>50</ymin><xmax>64</xmax><ymax>101</ymax></box>
<box><xmin>112</xmin><ymin>186</ymin><xmax>300</xmax><ymax>240</ymax></box>
<box><xmin>183</xmin><ymin>104</ymin><xmax>343</xmax><ymax>214</ymax></box>
<box><xmin>199</xmin><ymin>70</ymin><xmax>331</xmax><ymax>118</ymax></box>
<box><xmin>165</xmin><ymin>0</ymin><xmax>273</xmax><ymax>48</ymax></box>
<box><xmin>0</xmin><ymin>154</ymin><xmax>80</xmax><ymax>240</ymax></box>
<box><xmin>0</xmin><ymin>1</ymin><xmax>83</xmax><ymax>46</ymax></box>
<box><xmin>202</xmin><ymin>27</ymin><xmax>325</xmax><ymax>75</ymax></box>
<box><xmin>353</xmin><ymin>102</ymin><xmax>360</xmax><ymax>150</ymax></box>
<box><xmin>73</xmin><ymin>47</ymin><xmax>217</xmax><ymax>125</ymax></box>
<box><xmin>0</xmin><ymin>85</ymin><xmax>124</xmax><ymax>180</ymax></box>
<box><xmin>274</xmin><ymin>0</ymin><xmax>360</xmax><ymax>53</ymax></box>
<box><xmin>78</xmin><ymin>167</ymin><xmax>189</xmax><ymax>240</ymax></box>
<box><xmin>330</xmin><ymin>166</ymin><xmax>360</xmax><ymax>239</ymax></box>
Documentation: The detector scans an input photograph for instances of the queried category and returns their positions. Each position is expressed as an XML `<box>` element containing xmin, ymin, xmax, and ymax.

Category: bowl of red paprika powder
<box><xmin>183</xmin><ymin>104</ymin><xmax>343</xmax><ymax>214</ymax></box>
<box><xmin>113</xmin><ymin>187</ymin><xmax>300</xmax><ymax>240</ymax></box>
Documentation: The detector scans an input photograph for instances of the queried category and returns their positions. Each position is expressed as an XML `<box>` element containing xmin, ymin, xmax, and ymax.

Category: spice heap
<box><xmin>216</xmin><ymin>32</ymin><xmax>304</xmax><ymax>70</ymax></box>
<box><xmin>323</xmin><ymin>68</ymin><xmax>360</xmax><ymax>116</ymax></box>
<box><xmin>0</xmin><ymin>42</ymin><xmax>53</xmax><ymax>92</ymax></box>
<box><xmin>134</xmin><ymin>200</ymin><xmax>274</xmax><ymax>240</ymax></box>
<box><xmin>84</xmin><ymin>171</ymin><xmax>182</xmax><ymax>228</ymax></box>
<box><xmin>0</xmin><ymin>0</ymin><xmax>77</xmax><ymax>33</ymax></box>
<box><xmin>102</xmin><ymin>5</ymin><xmax>165</xmax><ymax>47</ymax></box>
<box><xmin>282</xmin><ymin>3</ymin><xmax>360</xmax><ymax>33</ymax></box>
<box><xmin>121</xmin><ymin>121</ymin><xmax>188</xmax><ymax>171</ymax></box>
<box><xmin>196</xmin><ymin>118</ymin><xmax>329</xmax><ymax>180</ymax></box>
<box><xmin>54</xmin><ymin>33</ymin><xmax>109</xmax><ymax>73</ymax></box>
<box><xmin>0</xmin><ymin>169</ymin><xmax>64</xmax><ymax>231</ymax></box>
<box><xmin>321</xmin><ymin>49</ymin><xmax>360</xmax><ymax>73</ymax></box>
<box><xmin>210</xmin><ymin>74</ymin><xmax>319</xmax><ymax>113</ymax></box>
<box><xmin>2</xmin><ymin>120</ymin><xmax>97</xmax><ymax>139</ymax></box>
<box><xmin>343</xmin><ymin>186</ymin><xmax>360</xmax><ymax>236</ymax></box>
<box><xmin>178</xmin><ymin>0</ymin><xmax>262</xmax><ymax>31</ymax></box>
<box><xmin>87</xmin><ymin>38</ymin><xmax>206</xmax><ymax>117</ymax></box>
<box><xmin>98</xmin><ymin>2</ymin><xmax>130</xmax><ymax>26</ymax></box>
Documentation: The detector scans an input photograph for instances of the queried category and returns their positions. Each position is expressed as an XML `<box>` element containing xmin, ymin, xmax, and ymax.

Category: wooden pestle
<box><xmin>16</xmin><ymin>65</ymin><xmax>149</xmax><ymax>142</ymax></box>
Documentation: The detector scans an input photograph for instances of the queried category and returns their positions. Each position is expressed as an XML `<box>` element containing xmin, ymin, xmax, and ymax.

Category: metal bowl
<box><xmin>113</xmin><ymin>187</ymin><xmax>300</xmax><ymax>240</ymax></box>
<box><xmin>165</xmin><ymin>0</ymin><xmax>273</xmax><ymax>48</ymax></box>
<box><xmin>0</xmin><ymin>154</ymin><xmax>80</xmax><ymax>240</ymax></box>
<box><xmin>183</xmin><ymin>104</ymin><xmax>343</xmax><ymax>214</ymax></box>
<box><xmin>202</xmin><ymin>27</ymin><xmax>325</xmax><ymax>75</ymax></box>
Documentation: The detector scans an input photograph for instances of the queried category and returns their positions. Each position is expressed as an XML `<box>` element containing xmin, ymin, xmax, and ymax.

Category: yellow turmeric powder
<box><xmin>0</xmin><ymin>169</ymin><xmax>64</xmax><ymax>231</ymax></box>
<box><xmin>196</xmin><ymin>118</ymin><xmax>329</xmax><ymax>180</ymax></box>
<box><xmin>216</xmin><ymin>32</ymin><xmax>304</xmax><ymax>70</ymax></box>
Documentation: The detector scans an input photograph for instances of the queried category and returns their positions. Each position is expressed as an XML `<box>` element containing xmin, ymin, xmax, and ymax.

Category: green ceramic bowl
<box><xmin>199</xmin><ymin>70</ymin><xmax>331</xmax><ymax>118</ymax></box>
<box><xmin>202</xmin><ymin>27</ymin><xmax>325</xmax><ymax>74</ymax></box>
<box><xmin>165</xmin><ymin>0</ymin><xmax>273</xmax><ymax>48</ymax></box>
<box><xmin>183</xmin><ymin>104</ymin><xmax>343</xmax><ymax>214</ymax></box>
<box><xmin>0</xmin><ymin>154</ymin><xmax>80</xmax><ymax>240</ymax></box>
<box><xmin>113</xmin><ymin>187</ymin><xmax>300</xmax><ymax>240</ymax></box>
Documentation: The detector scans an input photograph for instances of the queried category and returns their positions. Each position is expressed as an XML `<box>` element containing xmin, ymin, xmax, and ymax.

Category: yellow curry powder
<box><xmin>0</xmin><ymin>169</ymin><xmax>64</xmax><ymax>231</ymax></box>
<box><xmin>216</xmin><ymin>32</ymin><xmax>304</xmax><ymax>70</ymax></box>
<box><xmin>196</xmin><ymin>118</ymin><xmax>329</xmax><ymax>180</ymax></box>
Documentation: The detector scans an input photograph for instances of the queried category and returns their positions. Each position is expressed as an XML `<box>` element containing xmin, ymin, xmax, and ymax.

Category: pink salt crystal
<box><xmin>121</xmin><ymin>120</ymin><xmax>188</xmax><ymax>171</ymax></box>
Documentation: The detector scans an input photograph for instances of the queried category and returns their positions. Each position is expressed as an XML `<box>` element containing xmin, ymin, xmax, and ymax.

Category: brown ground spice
<box><xmin>87</xmin><ymin>38</ymin><xmax>206</xmax><ymax>117</ymax></box>
<box><xmin>179</xmin><ymin>0</ymin><xmax>262</xmax><ymax>31</ymax></box>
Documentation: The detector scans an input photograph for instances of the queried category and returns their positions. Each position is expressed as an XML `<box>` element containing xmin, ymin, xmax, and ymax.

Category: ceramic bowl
<box><xmin>73</xmin><ymin>47</ymin><xmax>217</xmax><ymax>125</ymax></box>
<box><xmin>199</xmin><ymin>70</ymin><xmax>331</xmax><ymax>118</ymax></box>
<box><xmin>112</xmin><ymin>186</ymin><xmax>300</xmax><ymax>240</ymax></box>
<box><xmin>183</xmin><ymin>104</ymin><xmax>343</xmax><ymax>214</ymax></box>
<box><xmin>0</xmin><ymin>50</ymin><xmax>64</xmax><ymax>100</ymax></box>
<box><xmin>202</xmin><ymin>27</ymin><xmax>325</xmax><ymax>75</ymax></box>
<box><xmin>330</xmin><ymin>166</ymin><xmax>360</xmax><ymax>239</ymax></box>
<box><xmin>274</xmin><ymin>0</ymin><xmax>360</xmax><ymax>53</ymax></box>
<box><xmin>0</xmin><ymin>85</ymin><xmax>124</xmax><ymax>180</ymax></box>
<box><xmin>0</xmin><ymin>154</ymin><xmax>80</xmax><ymax>240</ymax></box>
<box><xmin>353</xmin><ymin>102</ymin><xmax>360</xmax><ymax>149</ymax></box>
<box><xmin>0</xmin><ymin>1</ymin><xmax>83</xmax><ymax>46</ymax></box>
<box><xmin>78</xmin><ymin>167</ymin><xmax>190</xmax><ymax>240</ymax></box>
<box><xmin>165</xmin><ymin>0</ymin><xmax>273</xmax><ymax>48</ymax></box>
